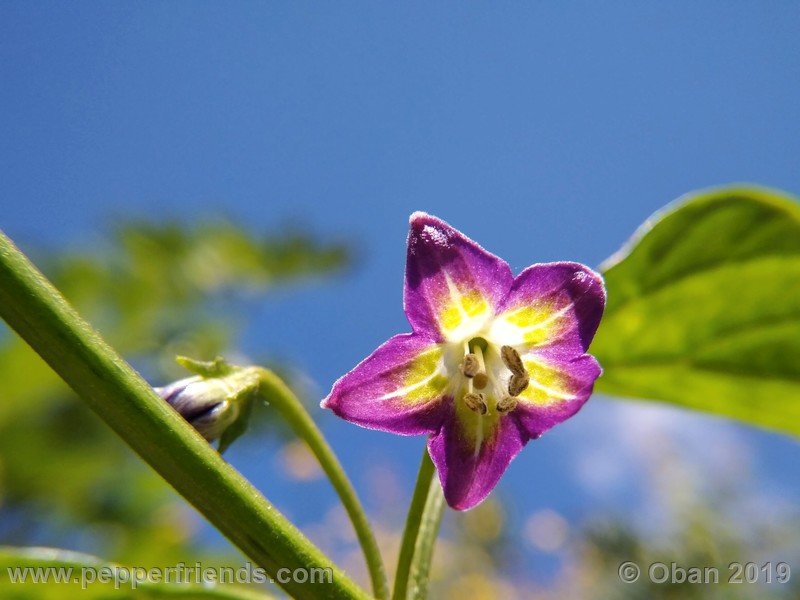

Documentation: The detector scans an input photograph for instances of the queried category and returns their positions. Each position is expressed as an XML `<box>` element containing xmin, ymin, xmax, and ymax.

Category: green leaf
<box><xmin>0</xmin><ymin>546</ymin><xmax>271</xmax><ymax>599</ymax></box>
<box><xmin>593</xmin><ymin>186</ymin><xmax>800</xmax><ymax>437</ymax></box>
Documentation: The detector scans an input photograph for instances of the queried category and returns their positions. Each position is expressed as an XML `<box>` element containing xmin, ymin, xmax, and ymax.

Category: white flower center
<box><xmin>454</xmin><ymin>337</ymin><xmax>529</xmax><ymax>416</ymax></box>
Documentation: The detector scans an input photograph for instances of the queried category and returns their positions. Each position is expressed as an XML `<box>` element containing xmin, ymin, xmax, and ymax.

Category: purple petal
<box><xmin>321</xmin><ymin>333</ymin><xmax>450</xmax><ymax>435</ymax></box>
<box><xmin>490</xmin><ymin>262</ymin><xmax>605</xmax><ymax>355</ymax></box>
<box><xmin>514</xmin><ymin>352</ymin><xmax>601</xmax><ymax>438</ymax></box>
<box><xmin>405</xmin><ymin>212</ymin><xmax>513</xmax><ymax>341</ymax></box>
<box><xmin>428</xmin><ymin>403</ymin><xmax>528</xmax><ymax>510</ymax></box>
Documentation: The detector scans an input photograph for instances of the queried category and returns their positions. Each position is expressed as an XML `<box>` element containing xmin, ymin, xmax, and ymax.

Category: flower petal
<box><xmin>405</xmin><ymin>212</ymin><xmax>514</xmax><ymax>342</ymax></box>
<box><xmin>514</xmin><ymin>351</ymin><xmax>601</xmax><ymax>438</ymax></box>
<box><xmin>321</xmin><ymin>333</ymin><xmax>450</xmax><ymax>435</ymax></box>
<box><xmin>427</xmin><ymin>400</ymin><xmax>527</xmax><ymax>510</ymax></box>
<box><xmin>488</xmin><ymin>262</ymin><xmax>605</xmax><ymax>354</ymax></box>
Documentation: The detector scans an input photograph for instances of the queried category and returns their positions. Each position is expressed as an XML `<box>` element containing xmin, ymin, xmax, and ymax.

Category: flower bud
<box><xmin>155</xmin><ymin>376</ymin><xmax>241</xmax><ymax>442</ymax></box>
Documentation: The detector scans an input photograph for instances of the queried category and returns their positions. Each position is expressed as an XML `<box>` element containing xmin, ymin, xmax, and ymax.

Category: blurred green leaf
<box><xmin>593</xmin><ymin>186</ymin><xmax>800</xmax><ymax>437</ymax></box>
<box><xmin>0</xmin><ymin>219</ymin><xmax>350</xmax><ymax>563</ymax></box>
<box><xmin>0</xmin><ymin>546</ymin><xmax>271</xmax><ymax>599</ymax></box>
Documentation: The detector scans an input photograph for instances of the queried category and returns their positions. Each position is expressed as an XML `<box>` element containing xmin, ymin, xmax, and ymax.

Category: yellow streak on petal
<box><xmin>437</xmin><ymin>273</ymin><xmax>491</xmax><ymax>340</ymax></box>
<box><xmin>406</xmin><ymin>372</ymin><xmax>450</xmax><ymax>402</ymax></box>
<box><xmin>440</xmin><ymin>305</ymin><xmax>463</xmax><ymax>331</ymax></box>
<box><xmin>489</xmin><ymin>302</ymin><xmax>572</xmax><ymax>346</ymax></box>
<box><xmin>516</xmin><ymin>358</ymin><xmax>576</xmax><ymax>406</ymax></box>
<box><xmin>380</xmin><ymin>346</ymin><xmax>449</xmax><ymax>404</ymax></box>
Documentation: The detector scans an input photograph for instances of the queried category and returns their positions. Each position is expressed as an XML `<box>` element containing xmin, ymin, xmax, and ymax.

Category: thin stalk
<box><xmin>406</xmin><ymin>473</ymin><xmax>444</xmax><ymax>600</ymax></box>
<box><xmin>257</xmin><ymin>369</ymin><xmax>389</xmax><ymax>600</ymax></box>
<box><xmin>392</xmin><ymin>448</ymin><xmax>445</xmax><ymax>600</ymax></box>
<box><xmin>0</xmin><ymin>231</ymin><xmax>368</xmax><ymax>600</ymax></box>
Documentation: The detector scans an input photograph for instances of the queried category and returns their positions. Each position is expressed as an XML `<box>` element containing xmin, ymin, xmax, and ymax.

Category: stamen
<box><xmin>461</xmin><ymin>354</ymin><xmax>479</xmax><ymax>378</ymax></box>
<box><xmin>500</xmin><ymin>345</ymin><xmax>526</xmax><ymax>376</ymax></box>
<box><xmin>508</xmin><ymin>372</ymin><xmax>530</xmax><ymax>397</ymax></box>
<box><xmin>496</xmin><ymin>395</ymin><xmax>518</xmax><ymax>413</ymax></box>
<box><xmin>463</xmin><ymin>392</ymin><xmax>488</xmax><ymax>415</ymax></box>
<box><xmin>486</xmin><ymin>370</ymin><xmax>509</xmax><ymax>412</ymax></box>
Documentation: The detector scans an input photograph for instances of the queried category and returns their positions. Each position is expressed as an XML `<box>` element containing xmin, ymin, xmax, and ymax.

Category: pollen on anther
<box><xmin>464</xmin><ymin>392</ymin><xmax>488</xmax><ymax>415</ymax></box>
<box><xmin>496</xmin><ymin>396</ymin><xmax>518</xmax><ymax>413</ymax></box>
<box><xmin>501</xmin><ymin>345</ymin><xmax>526</xmax><ymax>376</ymax></box>
<box><xmin>461</xmin><ymin>354</ymin><xmax>479</xmax><ymax>378</ymax></box>
<box><xmin>508</xmin><ymin>372</ymin><xmax>530</xmax><ymax>397</ymax></box>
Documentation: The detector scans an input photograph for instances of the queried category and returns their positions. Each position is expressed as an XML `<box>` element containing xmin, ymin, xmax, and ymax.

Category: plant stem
<box><xmin>406</xmin><ymin>471</ymin><xmax>444</xmax><ymax>600</ymax></box>
<box><xmin>256</xmin><ymin>368</ymin><xmax>389</xmax><ymax>600</ymax></box>
<box><xmin>0</xmin><ymin>231</ymin><xmax>369</xmax><ymax>600</ymax></box>
<box><xmin>391</xmin><ymin>448</ymin><xmax>445</xmax><ymax>600</ymax></box>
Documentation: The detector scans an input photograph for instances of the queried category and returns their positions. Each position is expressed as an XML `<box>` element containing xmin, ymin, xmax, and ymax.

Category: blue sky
<box><xmin>2</xmin><ymin>1</ymin><xmax>799</xmax><ymax>583</ymax></box>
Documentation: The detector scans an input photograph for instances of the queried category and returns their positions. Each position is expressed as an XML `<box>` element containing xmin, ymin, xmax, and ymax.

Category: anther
<box><xmin>500</xmin><ymin>345</ymin><xmax>526</xmax><ymax>376</ymax></box>
<box><xmin>464</xmin><ymin>392</ymin><xmax>488</xmax><ymax>415</ymax></box>
<box><xmin>461</xmin><ymin>354</ymin><xmax>480</xmax><ymax>378</ymax></box>
<box><xmin>508</xmin><ymin>372</ymin><xmax>530</xmax><ymax>397</ymax></box>
<box><xmin>496</xmin><ymin>395</ymin><xmax>518</xmax><ymax>413</ymax></box>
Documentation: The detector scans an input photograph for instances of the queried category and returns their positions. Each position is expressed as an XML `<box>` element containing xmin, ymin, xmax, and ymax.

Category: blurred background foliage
<box><xmin>0</xmin><ymin>219</ymin><xmax>350</xmax><ymax>568</ymax></box>
<box><xmin>426</xmin><ymin>432</ymin><xmax>800</xmax><ymax>600</ymax></box>
<box><xmin>2</xmin><ymin>213</ymin><xmax>798</xmax><ymax>599</ymax></box>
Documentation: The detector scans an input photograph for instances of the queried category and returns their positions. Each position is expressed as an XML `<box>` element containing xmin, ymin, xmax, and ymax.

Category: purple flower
<box><xmin>322</xmin><ymin>213</ymin><xmax>606</xmax><ymax>510</ymax></box>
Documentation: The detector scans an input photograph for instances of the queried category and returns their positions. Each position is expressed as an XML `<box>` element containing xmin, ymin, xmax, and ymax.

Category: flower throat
<box><xmin>459</xmin><ymin>337</ymin><xmax>530</xmax><ymax>416</ymax></box>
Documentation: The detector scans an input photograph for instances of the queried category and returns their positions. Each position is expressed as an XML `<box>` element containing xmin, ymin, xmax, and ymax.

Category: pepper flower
<box><xmin>322</xmin><ymin>213</ymin><xmax>605</xmax><ymax>510</ymax></box>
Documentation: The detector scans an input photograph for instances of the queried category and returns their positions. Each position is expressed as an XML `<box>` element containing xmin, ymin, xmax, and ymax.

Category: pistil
<box><xmin>471</xmin><ymin>344</ymin><xmax>489</xmax><ymax>390</ymax></box>
<box><xmin>462</xmin><ymin>342</ymin><xmax>490</xmax><ymax>414</ymax></box>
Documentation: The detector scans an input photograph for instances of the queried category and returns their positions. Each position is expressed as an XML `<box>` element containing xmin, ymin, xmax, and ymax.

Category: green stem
<box><xmin>391</xmin><ymin>448</ymin><xmax>445</xmax><ymax>600</ymax></box>
<box><xmin>406</xmin><ymin>473</ymin><xmax>444</xmax><ymax>600</ymax></box>
<box><xmin>0</xmin><ymin>231</ymin><xmax>368</xmax><ymax>600</ymax></box>
<box><xmin>256</xmin><ymin>368</ymin><xmax>389</xmax><ymax>600</ymax></box>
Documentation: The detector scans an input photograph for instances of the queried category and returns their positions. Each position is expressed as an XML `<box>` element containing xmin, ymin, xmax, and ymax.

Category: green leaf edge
<box><xmin>594</xmin><ymin>183</ymin><xmax>800</xmax><ymax>438</ymax></box>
